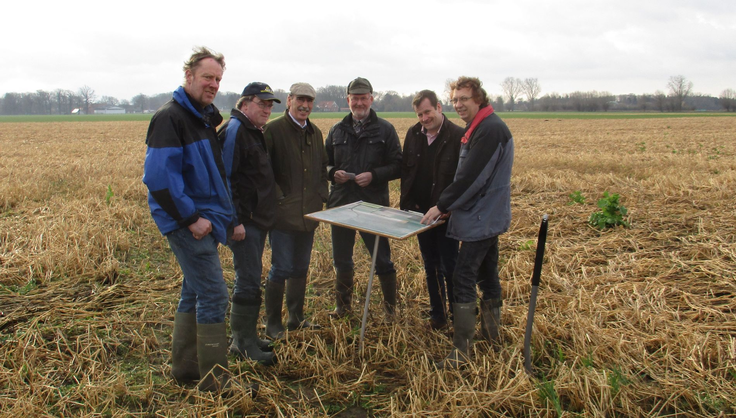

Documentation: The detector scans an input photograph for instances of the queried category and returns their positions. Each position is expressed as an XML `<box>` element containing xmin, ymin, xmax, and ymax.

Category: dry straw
<box><xmin>1</xmin><ymin>117</ymin><xmax>734</xmax><ymax>416</ymax></box>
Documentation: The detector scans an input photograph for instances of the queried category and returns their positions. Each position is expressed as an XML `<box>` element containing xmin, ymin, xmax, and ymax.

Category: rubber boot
<box><xmin>264</xmin><ymin>280</ymin><xmax>286</xmax><ymax>340</ymax></box>
<box><xmin>378</xmin><ymin>272</ymin><xmax>398</xmax><ymax>322</ymax></box>
<box><xmin>196</xmin><ymin>322</ymin><xmax>230</xmax><ymax>392</ymax></box>
<box><xmin>479</xmin><ymin>297</ymin><xmax>502</xmax><ymax>344</ymax></box>
<box><xmin>330</xmin><ymin>270</ymin><xmax>354</xmax><ymax>318</ymax></box>
<box><xmin>171</xmin><ymin>312</ymin><xmax>199</xmax><ymax>383</ymax></box>
<box><xmin>436</xmin><ymin>302</ymin><xmax>476</xmax><ymax>369</ymax></box>
<box><xmin>230</xmin><ymin>298</ymin><xmax>276</xmax><ymax>365</ymax></box>
<box><xmin>286</xmin><ymin>277</ymin><xmax>321</xmax><ymax>331</ymax></box>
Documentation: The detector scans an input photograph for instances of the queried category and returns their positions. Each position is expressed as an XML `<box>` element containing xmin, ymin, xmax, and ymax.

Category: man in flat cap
<box><xmin>262</xmin><ymin>82</ymin><xmax>328</xmax><ymax>339</ymax></box>
<box><xmin>218</xmin><ymin>82</ymin><xmax>281</xmax><ymax>364</ymax></box>
<box><xmin>324</xmin><ymin>77</ymin><xmax>402</xmax><ymax>321</ymax></box>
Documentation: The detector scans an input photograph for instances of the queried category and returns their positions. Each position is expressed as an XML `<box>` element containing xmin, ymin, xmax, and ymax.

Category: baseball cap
<box><xmin>347</xmin><ymin>77</ymin><xmax>373</xmax><ymax>95</ymax></box>
<box><xmin>241</xmin><ymin>82</ymin><xmax>282</xmax><ymax>103</ymax></box>
<box><xmin>290</xmin><ymin>82</ymin><xmax>316</xmax><ymax>99</ymax></box>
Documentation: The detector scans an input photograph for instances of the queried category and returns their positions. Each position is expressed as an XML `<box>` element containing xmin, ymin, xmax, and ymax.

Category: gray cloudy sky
<box><xmin>2</xmin><ymin>0</ymin><xmax>734</xmax><ymax>102</ymax></box>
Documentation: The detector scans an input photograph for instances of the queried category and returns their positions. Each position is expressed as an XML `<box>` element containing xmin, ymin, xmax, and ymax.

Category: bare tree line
<box><xmin>1</xmin><ymin>75</ymin><xmax>734</xmax><ymax>115</ymax></box>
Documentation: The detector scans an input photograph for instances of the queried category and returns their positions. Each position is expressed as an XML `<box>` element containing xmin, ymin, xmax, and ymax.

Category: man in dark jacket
<box><xmin>143</xmin><ymin>47</ymin><xmax>233</xmax><ymax>391</ymax></box>
<box><xmin>263</xmin><ymin>82</ymin><xmax>328</xmax><ymax>339</ymax></box>
<box><xmin>422</xmin><ymin>76</ymin><xmax>514</xmax><ymax>369</ymax></box>
<box><xmin>400</xmin><ymin>90</ymin><xmax>463</xmax><ymax>330</ymax></box>
<box><xmin>219</xmin><ymin>82</ymin><xmax>281</xmax><ymax>365</ymax></box>
<box><xmin>325</xmin><ymin>77</ymin><xmax>402</xmax><ymax>320</ymax></box>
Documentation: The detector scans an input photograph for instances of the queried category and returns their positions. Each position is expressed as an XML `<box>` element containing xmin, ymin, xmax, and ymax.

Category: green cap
<box><xmin>347</xmin><ymin>77</ymin><xmax>373</xmax><ymax>95</ymax></box>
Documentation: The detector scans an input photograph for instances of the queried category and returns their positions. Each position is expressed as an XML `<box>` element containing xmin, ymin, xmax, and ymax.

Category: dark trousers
<box><xmin>452</xmin><ymin>235</ymin><xmax>501</xmax><ymax>304</ymax></box>
<box><xmin>331</xmin><ymin>225</ymin><xmax>395</xmax><ymax>275</ymax></box>
<box><xmin>416</xmin><ymin>222</ymin><xmax>458</xmax><ymax>320</ymax></box>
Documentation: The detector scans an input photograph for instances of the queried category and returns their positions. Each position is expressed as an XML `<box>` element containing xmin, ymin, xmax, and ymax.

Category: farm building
<box><xmin>94</xmin><ymin>107</ymin><xmax>126</xmax><ymax>114</ymax></box>
<box><xmin>316</xmin><ymin>101</ymin><xmax>339</xmax><ymax>112</ymax></box>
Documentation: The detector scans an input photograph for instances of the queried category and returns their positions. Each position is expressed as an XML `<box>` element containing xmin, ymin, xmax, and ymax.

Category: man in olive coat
<box><xmin>263</xmin><ymin>82</ymin><xmax>328</xmax><ymax>339</ymax></box>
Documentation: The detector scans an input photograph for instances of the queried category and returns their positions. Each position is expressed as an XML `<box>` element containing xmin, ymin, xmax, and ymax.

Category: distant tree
<box><xmin>1</xmin><ymin>93</ymin><xmax>20</xmax><ymax>115</ymax></box>
<box><xmin>443</xmin><ymin>78</ymin><xmax>455</xmax><ymax>104</ymax></box>
<box><xmin>654</xmin><ymin>90</ymin><xmax>667</xmax><ymax>112</ymax></box>
<box><xmin>374</xmin><ymin>90</ymin><xmax>412</xmax><ymax>112</ymax></box>
<box><xmin>131</xmin><ymin>94</ymin><xmax>149</xmax><ymax>113</ymax></box>
<box><xmin>36</xmin><ymin>90</ymin><xmax>52</xmax><ymax>114</ymax></box>
<box><xmin>539</xmin><ymin>93</ymin><xmax>561</xmax><ymax>111</ymax></box>
<box><xmin>493</xmin><ymin>95</ymin><xmax>505</xmax><ymax>112</ymax></box>
<box><xmin>316</xmin><ymin>85</ymin><xmax>348</xmax><ymax>108</ymax></box>
<box><xmin>667</xmin><ymin>75</ymin><xmax>693</xmax><ymax>112</ymax></box>
<box><xmin>719</xmin><ymin>88</ymin><xmax>735</xmax><ymax>112</ymax></box>
<box><xmin>522</xmin><ymin>78</ymin><xmax>541</xmax><ymax>111</ymax></box>
<box><xmin>599</xmin><ymin>92</ymin><xmax>614</xmax><ymax>111</ymax></box>
<box><xmin>501</xmin><ymin>77</ymin><xmax>522</xmax><ymax>111</ymax></box>
<box><xmin>272</xmin><ymin>89</ymin><xmax>288</xmax><ymax>113</ymax></box>
<box><xmin>99</xmin><ymin>96</ymin><xmax>119</xmax><ymax>106</ymax></box>
<box><xmin>638</xmin><ymin>94</ymin><xmax>651</xmax><ymax>111</ymax></box>
<box><xmin>79</xmin><ymin>85</ymin><xmax>96</xmax><ymax>114</ymax></box>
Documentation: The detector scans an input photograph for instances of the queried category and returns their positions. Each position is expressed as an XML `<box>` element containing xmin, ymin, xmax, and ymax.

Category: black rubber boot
<box><xmin>436</xmin><ymin>302</ymin><xmax>476</xmax><ymax>369</ymax></box>
<box><xmin>264</xmin><ymin>281</ymin><xmax>286</xmax><ymax>340</ymax></box>
<box><xmin>171</xmin><ymin>312</ymin><xmax>199</xmax><ymax>383</ymax></box>
<box><xmin>330</xmin><ymin>270</ymin><xmax>354</xmax><ymax>318</ymax></box>
<box><xmin>230</xmin><ymin>298</ymin><xmax>276</xmax><ymax>365</ymax></box>
<box><xmin>196</xmin><ymin>322</ymin><xmax>230</xmax><ymax>392</ymax></box>
<box><xmin>479</xmin><ymin>297</ymin><xmax>502</xmax><ymax>344</ymax></box>
<box><xmin>378</xmin><ymin>272</ymin><xmax>398</xmax><ymax>322</ymax></box>
<box><xmin>286</xmin><ymin>276</ymin><xmax>321</xmax><ymax>331</ymax></box>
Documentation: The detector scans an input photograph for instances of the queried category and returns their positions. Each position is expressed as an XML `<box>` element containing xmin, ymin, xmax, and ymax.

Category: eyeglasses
<box><xmin>253</xmin><ymin>99</ymin><xmax>275</xmax><ymax>110</ymax></box>
<box><xmin>450</xmin><ymin>96</ymin><xmax>473</xmax><ymax>105</ymax></box>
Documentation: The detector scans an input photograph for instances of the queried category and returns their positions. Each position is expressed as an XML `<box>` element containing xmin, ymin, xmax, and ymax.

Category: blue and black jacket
<box><xmin>218</xmin><ymin>109</ymin><xmax>277</xmax><ymax>231</ymax></box>
<box><xmin>142</xmin><ymin>86</ymin><xmax>234</xmax><ymax>244</ymax></box>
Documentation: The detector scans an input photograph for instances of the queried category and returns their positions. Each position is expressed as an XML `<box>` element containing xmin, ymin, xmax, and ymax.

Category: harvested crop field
<box><xmin>1</xmin><ymin>115</ymin><xmax>735</xmax><ymax>417</ymax></box>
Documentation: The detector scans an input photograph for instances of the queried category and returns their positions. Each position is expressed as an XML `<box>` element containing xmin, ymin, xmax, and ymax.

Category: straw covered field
<box><xmin>1</xmin><ymin>115</ymin><xmax>734</xmax><ymax>417</ymax></box>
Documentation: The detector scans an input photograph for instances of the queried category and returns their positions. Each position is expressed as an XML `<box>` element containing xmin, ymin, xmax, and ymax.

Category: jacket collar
<box><xmin>282</xmin><ymin>109</ymin><xmax>314</xmax><ymax>134</ymax></box>
<box><xmin>342</xmin><ymin>108</ymin><xmax>377</xmax><ymax>127</ymax></box>
<box><xmin>173</xmin><ymin>86</ymin><xmax>222</xmax><ymax>127</ymax></box>
<box><xmin>411</xmin><ymin>113</ymin><xmax>449</xmax><ymax>137</ymax></box>
<box><xmin>230</xmin><ymin>108</ymin><xmax>262</xmax><ymax>132</ymax></box>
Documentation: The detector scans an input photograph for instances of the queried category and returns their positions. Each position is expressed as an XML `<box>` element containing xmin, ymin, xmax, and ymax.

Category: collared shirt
<box><xmin>288</xmin><ymin>111</ymin><xmax>308</xmax><ymax>129</ymax></box>
<box><xmin>353</xmin><ymin>117</ymin><xmax>368</xmax><ymax>134</ymax></box>
<box><xmin>422</xmin><ymin>115</ymin><xmax>444</xmax><ymax>146</ymax></box>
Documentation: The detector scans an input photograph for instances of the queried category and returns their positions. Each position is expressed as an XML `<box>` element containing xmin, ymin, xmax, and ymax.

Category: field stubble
<box><xmin>1</xmin><ymin>116</ymin><xmax>735</xmax><ymax>417</ymax></box>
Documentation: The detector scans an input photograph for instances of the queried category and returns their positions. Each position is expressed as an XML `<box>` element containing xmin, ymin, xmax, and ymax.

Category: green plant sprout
<box><xmin>588</xmin><ymin>191</ymin><xmax>630</xmax><ymax>229</ymax></box>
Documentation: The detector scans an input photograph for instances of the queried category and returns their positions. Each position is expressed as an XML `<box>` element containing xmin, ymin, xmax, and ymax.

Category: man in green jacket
<box><xmin>263</xmin><ymin>82</ymin><xmax>329</xmax><ymax>339</ymax></box>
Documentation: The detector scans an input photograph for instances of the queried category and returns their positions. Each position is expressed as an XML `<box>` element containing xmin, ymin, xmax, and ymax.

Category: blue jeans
<box><xmin>452</xmin><ymin>236</ymin><xmax>501</xmax><ymax>304</ymax></box>
<box><xmin>166</xmin><ymin>227</ymin><xmax>229</xmax><ymax>324</ymax></box>
<box><xmin>416</xmin><ymin>222</ymin><xmax>459</xmax><ymax>320</ymax></box>
<box><xmin>227</xmin><ymin>223</ymin><xmax>268</xmax><ymax>303</ymax></box>
<box><xmin>268</xmin><ymin>229</ymin><xmax>315</xmax><ymax>285</ymax></box>
<box><xmin>331</xmin><ymin>225</ymin><xmax>395</xmax><ymax>275</ymax></box>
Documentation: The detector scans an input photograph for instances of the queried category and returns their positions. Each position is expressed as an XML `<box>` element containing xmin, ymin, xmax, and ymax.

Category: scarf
<box><xmin>461</xmin><ymin>104</ymin><xmax>495</xmax><ymax>144</ymax></box>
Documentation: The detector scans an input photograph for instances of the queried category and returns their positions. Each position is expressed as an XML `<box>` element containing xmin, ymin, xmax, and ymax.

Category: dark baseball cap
<box><xmin>347</xmin><ymin>77</ymin><xmax>373</xmax><ymax>95</ymax></box>
<box><xmin>241</xmin><ymin>82</ymin><xmax>282</xmax><ymax>103</ymax></box>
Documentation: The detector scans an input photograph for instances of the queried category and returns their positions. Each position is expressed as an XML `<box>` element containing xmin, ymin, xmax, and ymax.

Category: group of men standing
<box><xmin>143</xmin><ymin>47</ymin><xmax>514</xmax><ymax>391</ymax></box>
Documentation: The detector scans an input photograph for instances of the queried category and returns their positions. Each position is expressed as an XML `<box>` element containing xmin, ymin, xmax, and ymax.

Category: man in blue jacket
<box><xmin>142</xmin><ymin>47</ymin><xmax>234</xmax><ymax>391</ymax></box>
<box><xmin>422</xmin><ymin>76</ymin><xmax>514</xmax><ymax>369</ymax></box>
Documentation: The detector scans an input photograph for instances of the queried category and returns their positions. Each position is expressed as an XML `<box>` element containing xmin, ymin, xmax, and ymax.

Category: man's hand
<box><xmin>230</xmin><ymin>224</ymin><xmax>245</xmax><ymax>241</ymax></box>
<box><xmin>334</xmin><ymin>170</ymin><xmax>351</xmax><ymax>184</ymax></box>
<box><xmin>421</xmin><ymin>206</ymin><xmax>444</xmax><ymax>225</ymax></box>
<box><xmin>188</xmin><ymin>217</ymin><xmax>212</xmax><ymax>240</ymax></box>
<box><xmin>355</xmin><ymin>172</ymin><xmax>373</xmax><ymax>187</ymax></box>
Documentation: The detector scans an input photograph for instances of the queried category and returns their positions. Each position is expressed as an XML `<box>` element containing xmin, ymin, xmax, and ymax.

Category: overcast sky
<box><xmin>2</xmin><ymin>0</ymin><xmax>734</xmax><ymax>102</ymax></box>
